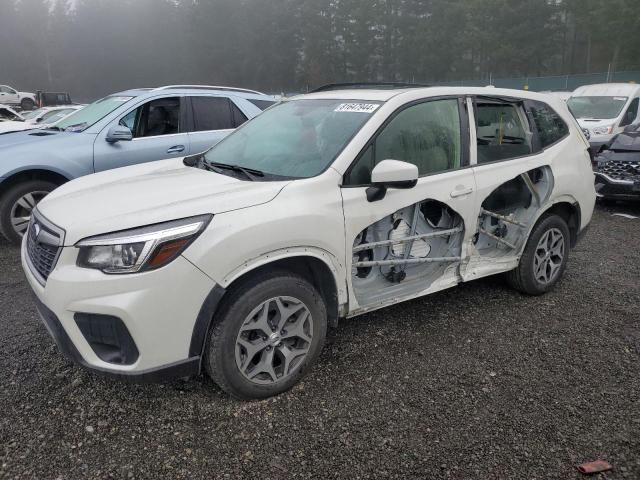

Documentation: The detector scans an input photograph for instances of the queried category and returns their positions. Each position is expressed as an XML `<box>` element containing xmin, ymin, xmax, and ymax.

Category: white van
<box><xmin>568</xmin><ymin>83</ymin><xmax>640</xmax><ymax>145</ymax></box>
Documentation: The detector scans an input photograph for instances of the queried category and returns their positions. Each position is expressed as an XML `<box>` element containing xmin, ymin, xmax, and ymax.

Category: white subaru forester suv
<box><xmin>22</xmin><ymin>85</ymin><xmax>596</xmax><ymax>399</ymax></box>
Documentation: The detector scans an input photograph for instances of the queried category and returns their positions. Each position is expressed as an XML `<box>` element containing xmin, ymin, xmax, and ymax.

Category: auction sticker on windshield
<box><xmin>334</xmin><ymin>103</ymin><xmax>379</xmax><ymax>113</ymax></box>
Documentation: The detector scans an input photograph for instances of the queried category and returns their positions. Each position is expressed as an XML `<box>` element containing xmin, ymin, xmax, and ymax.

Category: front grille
<box><xmin>598</xmin><ymin>160</ymin><xmax>640</xmax><ymax>181</ymax></box>
<box><xmin>26</xmin><ymin>212</ymin><xmax>63</xmax><ymax>283</ymax></box>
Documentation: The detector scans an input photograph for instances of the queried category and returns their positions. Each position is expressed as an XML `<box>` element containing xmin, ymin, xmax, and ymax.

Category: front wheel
<box><xmin>204</xmin><ymin>271</ymin><xmax>327</xmax><ymax>399</ymax></box>
<box><xmin>0</xmin><ymin>180</ymin><xmax>57</xmax><ymax>245</ymax></box>
<box><xmin>505</xmin><ymin>214</ymin><xmax>570</xmax><ymax>295</ymax></box>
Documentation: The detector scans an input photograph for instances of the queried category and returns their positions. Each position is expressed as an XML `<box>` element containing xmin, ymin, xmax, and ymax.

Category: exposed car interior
<box><xmin>474</xmin><ymin>166</ymin><xmax>554</xmax><ymax>258</ymax></box>
<box><xmin>351</xmin><ymin>200</ymin><xmax>464</xmax><ymax>306</ymax></box>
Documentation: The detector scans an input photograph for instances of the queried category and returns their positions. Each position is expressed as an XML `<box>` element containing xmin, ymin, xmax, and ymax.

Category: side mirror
<box><xmin>105</xmin><ymin>125</ymin><xmax>133</xmax><ymax>143</ymax></box>
<box><xmin>366</xmin><ymin>160</ymin><xmax>418</xmax><ymax>202</ymax></box>
<box><xmin>623</xmin><ymin>123</ymin><xmax>638</xmax><ymax>133</ymax></box>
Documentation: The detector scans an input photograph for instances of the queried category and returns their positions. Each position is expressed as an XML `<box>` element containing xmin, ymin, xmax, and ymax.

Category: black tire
<box><xmin>204</xmin><ymin>270</ymin><xmax>327</xmax><ymax>400</ymax></box>
<box><xmin>0</xmin><ymin>180</ymin><xmax>57</xmax><ymax>245</ymax></box>
<box><xmin>505</xmin><ymin>214</ymin><xmax>570</xmax><ymax>295</ymax></box>
<box><xmin>20</xmin><ymin>98</ymin><xmax>36</xmax><ymax>111</ymax></box>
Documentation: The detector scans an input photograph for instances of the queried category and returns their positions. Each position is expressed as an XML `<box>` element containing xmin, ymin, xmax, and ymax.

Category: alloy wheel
<box><xmin>533</xmin><ymin>227</ymin><xmax>565</xmax><ymax>285</ymax></box>
<box><xmin>10</xmin><ymin>191</ymin><xmax>48</xmax><ymax>237</ymax></box>
<box><xmin>235</xmin><ymin>296</ymin><xmax>313</xmax><ymax>385</ymax></box>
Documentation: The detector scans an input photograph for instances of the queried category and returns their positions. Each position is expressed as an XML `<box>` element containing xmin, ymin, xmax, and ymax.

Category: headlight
<box><xmin>592</xmin><ymin>125</ymin><xmax>614</xmax><ymax>136</ymax></box>
<box><xmin>76</xmin><ymin>215</ymin><xmax>212</xmax><ymax>274</ymax></box>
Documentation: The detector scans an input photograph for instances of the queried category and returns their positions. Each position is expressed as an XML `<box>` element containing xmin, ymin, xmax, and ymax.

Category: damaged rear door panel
<box><xmin>462</xmin><ymin>96</ymin><xmax>565</xmax><ymax>281</ymax></box>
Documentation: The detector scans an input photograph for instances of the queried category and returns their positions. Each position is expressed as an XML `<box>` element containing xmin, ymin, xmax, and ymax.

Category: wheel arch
<box><xmin>223</xmin><ymin>252</ymin><xmax>344</xmax><ymax>329</ymax></box>
<box><xmin>540</xmin><ymin>199</ymin><xmax>581</xmax><ymax>248</ymax></box>
<box><xmin>0</xmin><ymin>168</ymin><xmax>70</xmax><ymax>198</ymax></box>
<box><xmin>189</xmin><ymin>252</ymin><xmax>345</xmax><ymax>367</ymax></box>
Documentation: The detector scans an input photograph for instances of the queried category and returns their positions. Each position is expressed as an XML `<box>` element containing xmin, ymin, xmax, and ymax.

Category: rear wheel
<box><xmin>20</xmin><ymin>98</ymin><xmax>36</xmax><ymax>111</ymax></box>
<box><xmin>0</xmin><ymin>180</ymin><xmax>57</xmax><ymax>244</ymax></box>
<box><xmin>204</xmin><ymin>271</ymin><xmax>327</xmax><ymax>399</ymax></box>
<box><xmin>505</xmin><ymin>214</ymin><xmax>570</xmax><ymax>295</ymax></box>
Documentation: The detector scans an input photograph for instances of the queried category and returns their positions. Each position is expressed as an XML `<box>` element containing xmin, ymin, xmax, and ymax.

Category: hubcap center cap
<box><xmin>269</xmin><ymin>332</ymin><xmax>281</xmax><ymax>345</ymax></box>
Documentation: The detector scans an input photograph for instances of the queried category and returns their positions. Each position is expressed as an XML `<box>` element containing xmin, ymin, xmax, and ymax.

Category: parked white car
<box><xmin>0</xmin><ymin>85</ymin><xmax>37</xmax><ymax>110</ymax></box>
<box><xmin>0</xmin><ymin>119</ymin><xmax>34</xmax><ymax>134</ymax></box>
<box><xmin>21</xmin><ymin>105</ymin><xmax>83</xmax><ymax>126</ymax></box>
<box><xmin>0</xmin><ymin>104</ymin><xmax>31</xmax><ymax>134</ymax></box>
<box><xmin>568</xmin><ymin>83</ymin><xmax>640</xmax><ymax>146</ymax></box>
<box><xmin>22</xmin><ymin>85</ymin><xmax>596</xmax><ymax>399</ymax></box>
<box><xmin>0</xmin><ymin>104</ymin><xmax>25</xmax><ymax>122</ymax></box>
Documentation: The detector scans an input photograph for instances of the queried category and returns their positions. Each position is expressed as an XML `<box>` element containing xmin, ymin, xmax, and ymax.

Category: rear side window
<box><xmin>191</xmin><ymin>96</ymin><xmax>235</xmax><ymax>131</ymax></box>
<box><xmin>230</xmin><ymin>102</ymin><xmax>248</xmax><ymax>127</ymax></box>
<box><xmin>475</xmin><ymin>100</ymin><xmax>533</xmax><ymax>164</ymax></box>
<box><xmin>248</xmin><ymin>99</ymin><xmax>276</xmax><ymax>110</ymax></box>
<box><xmin>528</xmin><ymin>101</ymin><xmax>569</xmax><ymax>148</ymax></box>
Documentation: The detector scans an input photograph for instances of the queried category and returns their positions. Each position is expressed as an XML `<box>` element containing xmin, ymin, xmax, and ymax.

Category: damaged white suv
<box><xmin>22</xmin><ymin>85</ymin><xmax>596</xmax><ymax>399</ymax></box>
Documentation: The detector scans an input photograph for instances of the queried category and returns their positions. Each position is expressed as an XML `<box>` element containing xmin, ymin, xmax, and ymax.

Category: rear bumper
<box><xmin>594</xmin><ymin>172</ymin><xmax>640</xmax><ymax>199</ymax></box>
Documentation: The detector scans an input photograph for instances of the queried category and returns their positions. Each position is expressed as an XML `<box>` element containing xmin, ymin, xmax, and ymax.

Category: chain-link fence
<box><xmin>437</xmin><ymin>70</ymin><xmax>640</xmax><ymax>92</ymax></box>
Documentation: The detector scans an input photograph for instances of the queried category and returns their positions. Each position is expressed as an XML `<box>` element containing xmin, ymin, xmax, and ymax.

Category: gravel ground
<box><xmin>1</xmin><ymin>204</ymin><xmax>639</xmax><ymax>480</ymax></box>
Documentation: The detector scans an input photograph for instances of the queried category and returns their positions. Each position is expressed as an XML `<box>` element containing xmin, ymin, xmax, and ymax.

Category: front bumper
<box><xmin>22</xmin><ymin>242</ymin><xmax>219</xmax><ymax>382</ymax></box>
<box><xmin>594</xmin><ymin>171</ymin><xmax>640</xmax><ymax>199</ymax></box>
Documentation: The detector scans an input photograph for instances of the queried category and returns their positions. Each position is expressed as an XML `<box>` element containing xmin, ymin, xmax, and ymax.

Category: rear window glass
<box><xmin>528</xmin><ymin>101</ymin><xmax>569</xmax><ymax>148</ymax></box>
<box><xmin>248</xmin><ymin>99</ymin><xmax>276</xmax><ymax>110</ymax></box>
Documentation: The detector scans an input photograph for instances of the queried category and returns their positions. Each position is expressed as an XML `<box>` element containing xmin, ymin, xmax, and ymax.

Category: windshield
<box><xmin>567</xmin><ymin>96</ymin><xmax>628</xmax><ymax>120</ymax></box>
<box><xmin>56</xmin><ymin>96</ymin><xmax>133</xmax><ymax>132</ymax></box>
<box><xmin>42</xmin><ymin>110</ymin><xmax>73</xmax><ymax>125</ymax></box>
<box><xmin>203</xmin><ymin>99</ymin><xmax>380</xmax><ymax>178</ymax></box>
<box><xmin>21</xmin><ymin>108</ymin><xmax>45</xmax><ymax>120</ymax></box>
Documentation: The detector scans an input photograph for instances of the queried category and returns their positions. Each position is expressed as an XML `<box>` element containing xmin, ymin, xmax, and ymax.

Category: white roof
<box><xmin>290</xmin><ymin>86</ymin><xmax>561</xmax><ymax>103</ymax></box>
<box><xmin>571</xmin><ymin>83</ymin><xmax>640</xmax><ymax>97</ymax></box>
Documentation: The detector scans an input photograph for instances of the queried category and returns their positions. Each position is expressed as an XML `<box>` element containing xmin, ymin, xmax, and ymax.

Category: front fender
<box><xmin>222</xmin><ymin>246</ymin><xmax>347</xmax><ymax>305</ymax></box>
<box><xmin>0</xmin><ymin>135</ymin><xmax>95</xmax><ymax>182</ymax></box>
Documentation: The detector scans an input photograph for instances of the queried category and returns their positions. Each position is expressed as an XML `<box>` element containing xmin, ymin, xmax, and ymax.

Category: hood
<box><xmin>0</xmin><ymin>128</ymin><xmax>71</xmax><ymax>147</ymax></box>
<box><xmin>0</xmin><ymin>121</ymin><xmax>35</xmax><ymax>134</ymax></box>
<box><xmin>576</xmin><ymin>118</ymin><xmax>617</xmax><ymax>128</ymax></box>
<box><xmin>37</xmin><ymin>158</ymin><xmax>289</xmax><ymax>244</ymax></box>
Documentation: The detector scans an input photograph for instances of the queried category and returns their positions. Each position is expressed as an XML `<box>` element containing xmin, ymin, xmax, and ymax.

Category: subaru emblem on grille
<box><xmin>33</xmin><ymin>223</ymin><xmax>41</xmax><ymax>242</ymax></box>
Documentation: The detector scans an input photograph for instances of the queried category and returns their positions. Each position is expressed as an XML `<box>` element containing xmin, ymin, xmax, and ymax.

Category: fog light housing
<box><xmin>74</xmin><ymin>313</ymin><xmax>139</xmax><ymax>365</ymax></box>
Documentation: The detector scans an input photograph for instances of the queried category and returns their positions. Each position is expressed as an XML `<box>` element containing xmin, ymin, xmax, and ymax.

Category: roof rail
<box><xmin>153</xmin><ymin>85</ymin><xmax>266</xmax><ymax>95</ymax></box>
<box><xmin>311</xmin><ymin>82</ymin><xmax>431</xmax><ymax>93</ymax></box>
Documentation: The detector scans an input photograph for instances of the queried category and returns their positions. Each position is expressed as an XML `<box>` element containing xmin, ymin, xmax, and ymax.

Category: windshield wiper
<box><xmin>208</xmin><ymin>162</ymin><xmax>264</xmax><ymax>181</ymax></box>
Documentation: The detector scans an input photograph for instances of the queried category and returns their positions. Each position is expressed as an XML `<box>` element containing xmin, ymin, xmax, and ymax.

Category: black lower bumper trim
<box><xmin>32</xmin><ymin>295</ymin><xmax>199</xmax><ymax>383</ymax></box>
<box><xmin>189</xmin><ymin>284</ymin><xmax>226</xmax><ymax>358</ymax></box>
<box><xmin>576</xmin><ymin>223</ymin><xmax>590</xmax><ymax>245</ymax></box>
<box><xmin>594</xmin><ymin>172</ymin><xmax>640</xmax><ymax>199</ymax></box>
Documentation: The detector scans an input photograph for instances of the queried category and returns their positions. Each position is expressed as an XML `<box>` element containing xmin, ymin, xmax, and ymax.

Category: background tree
<box><xmin>0</xmin><ymin>0</ymin><xmax>638</xmax><ymax>100</ymax></box>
